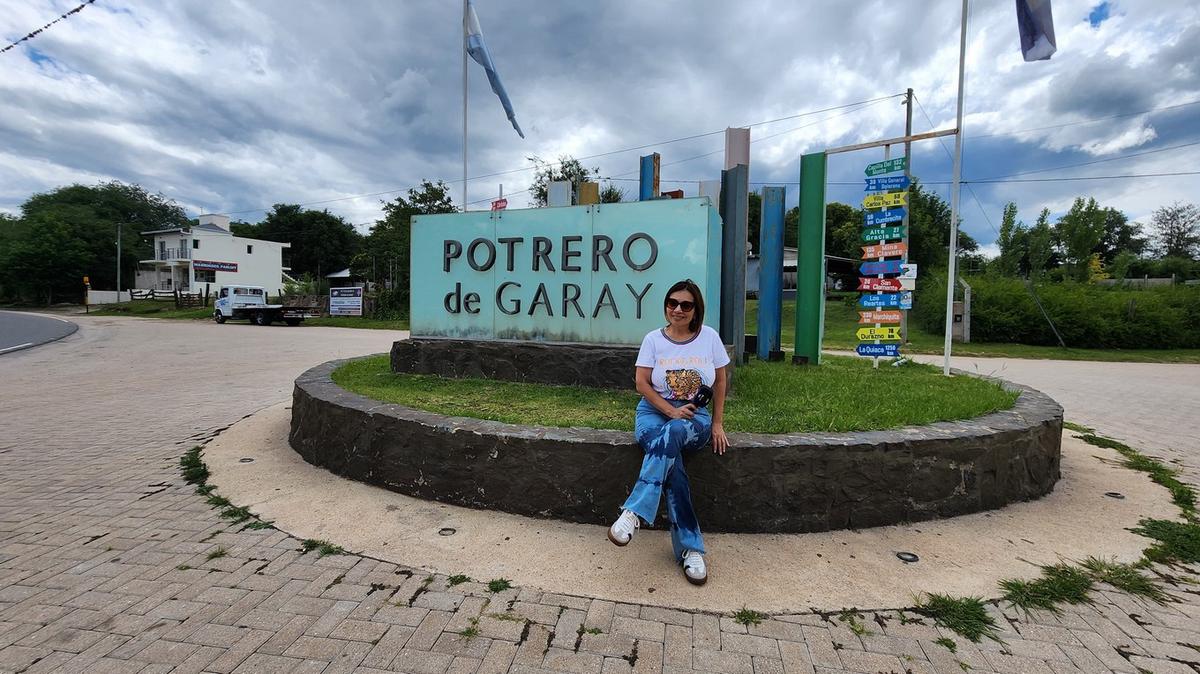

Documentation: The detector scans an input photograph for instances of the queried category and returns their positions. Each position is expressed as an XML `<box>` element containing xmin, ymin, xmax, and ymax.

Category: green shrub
<box><xmin>913</xmin><ymin>274</ymin><xmax>1200</xmax><ymax>349</ymax></box>
<box><xmin>371</xmin><ymin>288</ymin><xmax>408</xmax><ymax>320</ymax></box>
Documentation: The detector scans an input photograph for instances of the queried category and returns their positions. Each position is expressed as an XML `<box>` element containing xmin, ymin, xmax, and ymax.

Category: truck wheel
<box><xmin>285</xmin><ymin>318</ymin><xmax>301</xmax><ymax>326</ymax></box>
<box><xmin>214</xmin><ymin>311</ymin><xmax>226</xmax><ymax>324</ymax></box>
<box><xmin>254</xmin><ymin>312</ymin><xmax>271</xmax><ymax>326</ymax></box>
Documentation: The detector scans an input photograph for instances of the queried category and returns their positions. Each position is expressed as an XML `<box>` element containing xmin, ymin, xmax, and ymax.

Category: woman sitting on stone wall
<box><xmin>607</xmin><ymin>278</ymin><xmax>730</xmax><ymax>586</ymax></box>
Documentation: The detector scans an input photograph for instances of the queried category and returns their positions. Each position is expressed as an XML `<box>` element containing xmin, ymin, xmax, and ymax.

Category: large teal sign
<box><xmin>411</xmin><ymin>198</ymin><xmax>723</xmax><ymax>344</ymax></box>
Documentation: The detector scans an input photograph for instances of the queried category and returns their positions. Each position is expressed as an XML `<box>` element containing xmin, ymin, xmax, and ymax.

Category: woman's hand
<box><xmin>669</xmin><ymin>403</ymin><xmax>697</xmax><ymax>420</ymax></box>
<box><xmin>711</xmin><ymin>422</ymin><xmax>729</xmax><ymax>455</ymax></box>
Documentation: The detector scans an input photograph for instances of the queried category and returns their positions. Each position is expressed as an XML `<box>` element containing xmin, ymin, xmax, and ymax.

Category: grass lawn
<box><xmin>332</xmin><ymin>354</ymin><xmax>1018</xmax><ymax>434</ymax></box>
<box><xmin>90</xmin><ymin>301</ymin><xmax>409</xmax><ymax>330</ymax></box>
<box><xmin>746</xmin><ymin>298</ymin><xmax>1200</xmax><ymax>364</ymax></box>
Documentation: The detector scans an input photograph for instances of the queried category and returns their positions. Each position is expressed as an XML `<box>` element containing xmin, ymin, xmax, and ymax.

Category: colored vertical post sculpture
<box><xmin>719</xmin><ymin>165</ymin><xmax>749</xmax><ymax>364</ymax></box>
<box><xmin>757</xmin><ymin>186</ymin><xmax>785</xmax><ymax>360</ymax></box>
<box><xmin>793</xmin><ymin>152</ymin><xmax>827</xmax><ymax>365</ymax></box>
<box><xmin>639</xmin><ymin>153</ymin><xmax>660</xmax><ymax>201</ymax></box>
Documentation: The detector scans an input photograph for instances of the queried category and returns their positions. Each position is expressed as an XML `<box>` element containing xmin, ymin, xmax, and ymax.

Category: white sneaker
<box><xmin>607</xmin><ymin>509</ymin><xmax>639</xmax><ymax>546</ymax></box>
<box><xmin>682</xmin><ymin>549</ymin><xmax>707</xmax><ymax>585</ymax></box>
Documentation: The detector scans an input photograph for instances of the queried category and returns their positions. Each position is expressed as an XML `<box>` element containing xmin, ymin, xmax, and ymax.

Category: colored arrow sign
<box><xmin>860</xmin><ymin>260</ymin><xmax>903</xmax><ymax>276</ymax></box>
<box><xmin>862</xmin><ymin>242</ymin><xmax>908</xmax><ymax>259</ymax></box>
<box><xmin>858</xmin><ymin>277</ymin><xmax>903</xmax><ymax>292</ymax></box>
<box><xmin>863</xmin><ymin>192</ymin><xmax>909</xmax><ymax>209</ymax></box>
<box><xmin>857</xmin><ymin>326</ymin><xmax>902</xmax><ymax>341</ymax></box>
<box><xmin>858</xmin><ymin>310</ymin><xmax>902</xmax><ymax>324</ymax></box>
<box><xmin>865</xmin><ymin>157</ymin><xmax>907</xmax><ymax>176</ymax></box>
<box><xmin>856</xmin><ymin>343</ymin><xmax>902</xmax><ymax>357</ymax></box>
<box><xmin>862</xmin><ymin>225</ymin><xmax>904</xmax><ymax>242</ymax></box>
<box><xmin>864</xmin><ymin>175</ymin><xmax>911</xmax><ymax>192</ymax></box>
<box><xmin>858</xmin><ymin>292</ymin><xmax>913</xmax><ymax>309</ymax></box>
<box><xmin>864</xmin><ymin>208</ymin><xmax>905</xmax><ymax>226</ymax></box>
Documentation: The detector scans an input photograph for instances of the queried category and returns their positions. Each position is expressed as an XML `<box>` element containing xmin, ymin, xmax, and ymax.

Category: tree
<box><xmin>1150</xmin><ymin>202</ymin><xmax>1200</xmax><ymax>259</ymax></box>
<box><xmin>1095</xmin><ymin>208</ymin><xmax>1145</xmax><ymax>263</ymax></box>
<box><xmin>1</xmin><ymin>213</ymin><xmax>92</xmax><ymax>303</ymax></box>
<box><xmin>746</xmin><ymin>192</ymin><xmax>762</xmax><ymax>257</ymax></box>
<box><xmin>906</xmin><ymin>181</ymin><xmax>977</xmax><ymax>272</ymax></box>
<box><xmin>251</xmin><ymin>204</ymin><xmax>361</xmax><ymax>279</ymax></box>
<box><xmin>0</xmin><ymin>181</ymin><xmax>190</xmax><ymax>303</ymax></box>
<box><xmin>995</xmin><ymin>202</ymin><xmax>1025</xmax><ymax>277</ymax></box>
<box><xmin>351</xmin><ymin>180</ymin><xmax>456</xmax><ymax>310</ymax></box>
<box><xmin>1055</xmin><ymin>197</ymin><xmax>1107</xmax><ymax>281</ymax></box>
<box><xmin>528</xmin><ymin>155</ymin><xmax>602</xmax><ymax>207</ymax></box>
<box><xmin>1027</xmin><ymin>208</ymin><xmax>1054</xmax><ymax>280</ymax></box>
<box><xmin>599</xmin><ymin>183</ymin><xmax>625</xmax><ymax>204</ymax></box>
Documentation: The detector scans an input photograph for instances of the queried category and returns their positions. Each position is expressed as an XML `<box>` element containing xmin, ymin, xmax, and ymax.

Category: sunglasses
<box><xmin>665</xmin><ymin>298</ymin><xmax>695</xmax><ymax>312</ymax></box>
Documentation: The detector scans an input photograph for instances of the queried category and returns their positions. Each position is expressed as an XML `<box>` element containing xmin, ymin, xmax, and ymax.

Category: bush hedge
<box><xmin>912</xmin><ymin>274</ymin><xmax>1200</xmax><ymax>349</ymax></box>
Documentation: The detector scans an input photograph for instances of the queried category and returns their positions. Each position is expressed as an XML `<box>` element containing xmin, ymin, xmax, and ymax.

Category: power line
<box><xmin>220</xmin><ymin>94</ymin><xmax>904</xmax><ymax>217</ymax></box>
<box><xmin>969</xmin><ymin>99</ymin><xmax>1200</xmax><ymax>139</ymax></box>
<box><xmin>1</xmin><ymin>0</ymin><xmax>96</xmax><ymax>54</ymax></box>
<box><xmin>970</xmin><ymin>171</ymin><xmax>1200</xmax><ymax>183</ymax></box>
<box><xmin>913</xmin><ymin>94</ymin><xmax>1001</xmax><ymax>237</ymax></box>
<box><xmin>974</xmin><ymin>140</ymin><xmax>1200</xmax><ymax>180</ymax></box>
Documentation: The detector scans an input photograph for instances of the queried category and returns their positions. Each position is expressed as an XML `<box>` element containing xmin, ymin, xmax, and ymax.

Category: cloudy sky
<box><xmin>2</xmin><ymin>0</ymin><xmax>1198</xmax><ymax>255</ymax></box>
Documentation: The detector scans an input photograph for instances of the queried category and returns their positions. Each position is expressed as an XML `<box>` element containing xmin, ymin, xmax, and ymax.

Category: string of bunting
<box><xmin>1</xmin><ymin>0</ymin><xmax>97</xmax><ymax>55</ymax></box>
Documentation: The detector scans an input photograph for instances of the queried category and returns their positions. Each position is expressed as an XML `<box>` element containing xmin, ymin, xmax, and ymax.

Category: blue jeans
<box><xmin>621</xmin><ymin>398</ymin><xmax>711</xmax><ymax>560</ymax></box>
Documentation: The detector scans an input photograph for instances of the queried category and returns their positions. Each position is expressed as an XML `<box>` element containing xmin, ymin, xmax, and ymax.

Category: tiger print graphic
<box><xmin>665</xmin><ymin>369</ymin><xmax>702</xmax><ymax>401</ymax></box>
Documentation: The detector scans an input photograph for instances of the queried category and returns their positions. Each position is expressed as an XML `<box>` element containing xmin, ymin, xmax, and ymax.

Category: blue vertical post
<box><xmin>639</xmin><ymin>153</ymin><xmax>660</xmax><ymax>201</ymax></box>
<box><xmin>757</xmin><ymin>186</ymin><xmax>785</xmax><ymax>360</ymax></box>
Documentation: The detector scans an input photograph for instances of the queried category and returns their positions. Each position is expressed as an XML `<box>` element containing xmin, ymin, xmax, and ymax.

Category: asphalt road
<box><xmin>0</xmin><ymin>310</ymin><xmax>78</xmax><ymax>354</ymax></box>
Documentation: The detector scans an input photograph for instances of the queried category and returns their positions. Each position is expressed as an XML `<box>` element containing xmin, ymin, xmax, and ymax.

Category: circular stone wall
<box><xmin>289</xmin><ymin>358</ymin><xmax>1063</xmax><ymax>534</ymax></box>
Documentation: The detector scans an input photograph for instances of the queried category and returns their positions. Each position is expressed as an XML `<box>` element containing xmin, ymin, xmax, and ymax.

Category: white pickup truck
<box><xmin>212</xmin><ymin>285</ymin><xmax>321</xmax><ymax>326</ymax></box>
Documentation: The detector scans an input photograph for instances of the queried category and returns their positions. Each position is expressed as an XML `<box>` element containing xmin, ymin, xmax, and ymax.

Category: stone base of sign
<box><xmin>391</xmin><ymin>337</ymin><xmax>642</xmax><ymax>390</ymax></box>
<box><xmin>290</xmin><ymin>358</ymin><xmax>1064</xmax><ymax>534</ymax></box>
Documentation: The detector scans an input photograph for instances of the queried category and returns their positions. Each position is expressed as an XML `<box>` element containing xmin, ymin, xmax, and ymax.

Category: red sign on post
<box><xmin>491</xmin><ymin>198</ymin><xmax>508</xmax><ymax>211</ymax></box>
<box><xmin>858</xmin><ymin>277</ymin><xmax>903</xmax><ymax>292</ymax></box>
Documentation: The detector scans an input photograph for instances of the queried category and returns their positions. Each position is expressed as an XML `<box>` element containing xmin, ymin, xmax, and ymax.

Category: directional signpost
<box><xmin>862</xmin><ymin>225</ymin><xmax>904</xmax><ymax>242</ymax></box>
<box><xmin>858</xmin><ymin>152</ymin><xmax>914</xmax><ymax>364</ymax></box>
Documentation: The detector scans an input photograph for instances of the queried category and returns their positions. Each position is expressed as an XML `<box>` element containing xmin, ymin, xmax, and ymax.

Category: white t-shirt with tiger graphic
<box><xmin>635</xmin><ymin>325</ymin><xmax>731</xmax><ymax>401</ymax></box>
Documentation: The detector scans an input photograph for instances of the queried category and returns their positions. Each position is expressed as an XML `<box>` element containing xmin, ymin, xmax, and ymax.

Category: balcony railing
<box><xmin>156</xmin><ymin>247</ymin><xmax>190</xmax><ymax>261</ymax></box>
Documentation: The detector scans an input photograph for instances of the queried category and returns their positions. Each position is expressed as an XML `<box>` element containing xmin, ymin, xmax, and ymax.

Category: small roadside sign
<box><xmin>329</xmin><ymin>287</ymin><xmax>364</xmax><ymax>317</ymax></box>
<box><xmin>858</xmin><ymin>310</ymin><xmax>902</xmax><ymax>324</ymax></box>
<box><xmin>864</xmin><ymin>207</ymin><xmax>905</xmax><ymax>226</ymax></box>
<box><xmin>491</xmin><ymin>198</ymin><xmax>508</xmax><ymax>211</ymax></box>
<box><xmin>861</xmin><ymin>242</ymin><xmax>908</xmax><ymax>259</ymax></box>
<box><xmin>865</xmin><ymin>156</ymin><xmax>907</xmax><ymax>176</ymax></box>
<box><xmin>862</xmin><ymin>225</ymin><xmax>905</xmax><ymax>242</ymax></box>
<box><xmin>858</xmin><ymin>277</ymin><xmax>903</xmax><ymax>292</ymax></box>
<box><xmin>864</xmin><ymin>175</ymin><xmax>911</xmax><ymax>192</ymax></box>
<box><xmin>858</xmin><ymin>292</ymin><xmax>912</xmax><ymax>309</ymax></box>
<box><xmin>860</xmin><ymin>260</ymin><xmax>904</xmax><ymax>276</ymax></box>
<box><xmin>900</xmin><ymin>263</ymin><xmax>918</xmax><ymax>279</ymax></box>
<box><xmin>857</xmin><ymin>326</ymin><xmax>902</xmax><ymax>341</ymax></box>
<box><xmin>856</xmin><ymin>343</ymin><xmax>902</xmax><ymax>357</ymax></box>
<box><xmin>863</xmin><ymin>192</ymin><xmax>908</xmax><ymax>209</ymax></box>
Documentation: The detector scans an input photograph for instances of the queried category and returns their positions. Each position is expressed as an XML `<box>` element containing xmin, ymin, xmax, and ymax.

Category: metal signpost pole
<box><xmin>116</xmin><ymin>222</ymin><xmax>122</xmax><ymax>302</ymax></box>
<box><xmin>461</xmin><ymin>0</ymin><xmax>468</xmax><ymax>211</ymax></box>
<box><xmin>942</xmin><ymin>0</ymin><xmax>968</xmax><ymax>376</ymax></box>
<box><xmin>873</xmin><ymin>145</ymin><xmax>890</xmax><ymax>369</ymax></box>
<box><xmin>901</xmin><ymin>88</ymin><xmax>913</xmax><ymax>343</ymax></box>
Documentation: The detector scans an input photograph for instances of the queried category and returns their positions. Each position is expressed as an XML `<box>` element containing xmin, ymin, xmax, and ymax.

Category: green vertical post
<box><xmin>794</xmin><ymin>151</ymin><xmax>827</xmax><ymax>365</ymax></box>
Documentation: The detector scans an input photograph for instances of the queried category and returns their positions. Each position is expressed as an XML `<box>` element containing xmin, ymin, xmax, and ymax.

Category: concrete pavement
<box><xmin>0</xmin><ymin>315</ymin><xmax>1197</xmax><ymax>673</ymax></box>
<box><xmin>0</xmin><ymin>311</ymin><xmax>77</xmax><ymax>355</ymax></box>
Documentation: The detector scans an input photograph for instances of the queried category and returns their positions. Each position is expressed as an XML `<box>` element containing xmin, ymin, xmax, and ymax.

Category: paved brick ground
<box><xmin>1</xmin><ymin>316</ymin><xmax>1198</xmax><ymax>674</ymax></box>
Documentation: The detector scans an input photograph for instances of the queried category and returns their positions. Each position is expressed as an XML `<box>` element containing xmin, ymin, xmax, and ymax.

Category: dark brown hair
<box><xmin>663</xmin><ymin>279</ymin><xmax>705</xmax><ymax>333</ymax></box>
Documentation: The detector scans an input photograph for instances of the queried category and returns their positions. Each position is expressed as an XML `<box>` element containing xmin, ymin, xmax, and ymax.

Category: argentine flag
<box><xmin>465</xmin><ymin>0</ymin><xmax>525</xmax><ymax>138</ymax></box>
<box><xmin>1016</xmin><ymin>0</ymin><xmax>1057</xmax><ymax>61</ymax></box>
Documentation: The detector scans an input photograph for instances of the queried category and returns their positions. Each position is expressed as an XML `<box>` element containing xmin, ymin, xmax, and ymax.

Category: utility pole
<box><xmin>116</xmin><ymin>222</ymin><xmax>122</xmax><ymax>301</ymax></box>
<box><xmin>942</xmin><ymin>0</ymin><xmax>969</xmax><ymax>376</ymax></box>
<box><xmin>901</xmin><ymin>88</ymin><xmax>913</xmax><ymax>343</ymax></box>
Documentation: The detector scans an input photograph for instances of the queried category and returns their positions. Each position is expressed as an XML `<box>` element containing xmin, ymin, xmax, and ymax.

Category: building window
<box><xmin>192</xmin><ymin>239</ymin><xmax>200</xmax><ymax>249</ymax></box>
<box><xmin>246</xmin><ymin>244</ymin><xmax>253</xmax><ymax>254</ymax></box>
<box><xmin>194</xmin><ymin>269</ymin><xmax>216</xmax><ymax>283</ymax></box>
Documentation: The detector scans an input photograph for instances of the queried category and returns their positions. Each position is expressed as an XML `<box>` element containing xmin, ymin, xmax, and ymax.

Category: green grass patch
<box><xmin>836</xmin><ymin>609</ymin><xmax>871</xmax><ymax>636</ymax></box>
<box><xmin>446</xmin><ymin>574</ymin><xmax>472</xmax><ymax>587</ymax></box>
<box><xmin>206</xmin><ymin>545</ymin><xmax>228</xmax><ymax>560</ymax></box>
<box><xmin>205</xmin><ymin>494</ymin><xmax>232</xmax><ymax>508</ymax></box>
<box><xmin>934</xmin><ymin>637</ymin><xmax>958</xmax><ymax>653</ymax></box>
<box><xmin>486</xmin><ymin>578</ymin><xmax>513</xmax><ymax>593</ymax></box>
<box><xmin>1080</xmin><ymin>557</ymin><xmax>1167</xmax><ymax>603</ymax></box>
<box><xmin>913</xmin><ymin>594</ymin><xmax>999</xmax><ymax>643</ymax></box>
<box><xmin>1062</xmin><ymin>421</ymin><xmax>1094</xmax><ymax>433</ymax></box>
<box><xmin>746</xmin><ymin>298</ymin><xmax>1200</xmax><ymax>364</ymax></box>
<box><xmin>179</xmin><ymin>446</ymin><xmax>209</xmax><ymax>485</ymax></box>
<box><xmin>304</xmin><ymin>316</ymin><xmax>409</xmax><ymax>330</ymax></box>
<box><xmin>488</xmin><ymin>612</ymin><xmax>526</xmax><ymax>622</ymax></box>
<box><xmin>732</xmin><ymin>607</ymin><xmax>767</xmax><ymax>626</ymax></box>
<box><xmin>1130</xmin><ymin>519</ymin><xmax>1200</xmax><ymax>565</ymax></box>
<box><xmin>1079</xmin><ymin>434</ymin><xmax>1197</xmax><ymax>519</ymax></box>
<box><xmin>333</xmin><ymin>354</ymin><xmax>1017</xmax><ymax>434</ymax></box>
<box><xmin>242</xmin><ymin>520</ymin><xmax>275</xmax><ymax>531</ymax></box>
<box><xmin>301</xmin><ymin>539</ymin><xmax>346</xmax><ymax>557</ymax></box>
<box><xmin>1000</xmin><ymin>564</ymin><xmax>1093</xmax><ymax>613</ymax></box>
<box><xmin>91</xmin><ymin>300</ymin><xmax>212</xmax><ymax>320</ymax></box>
<box><xmin>460</xmin><ymin>617</ymin><xmax>480</xmax><ymax>639</ymax></box>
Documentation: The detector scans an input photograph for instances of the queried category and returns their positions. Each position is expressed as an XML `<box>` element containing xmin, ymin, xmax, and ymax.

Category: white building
<box><xmin>137</xmin><ymin>214</ymin><xmax>292</xmax><ymax>295</ymax></box>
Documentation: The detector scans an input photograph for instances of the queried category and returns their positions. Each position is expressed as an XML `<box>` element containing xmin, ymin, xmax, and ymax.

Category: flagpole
<box><xmin>461</xmin><ymin>0</ymin><xmax>468</xmax><ymax>211</ymax></box>
<box><xmin>942</xmin><ymin>0</ymin><xmax>968</xmax><ymax>376</ymax></box>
